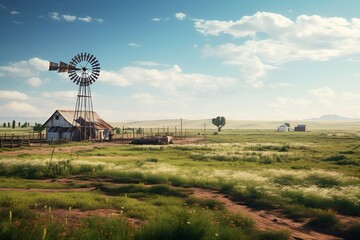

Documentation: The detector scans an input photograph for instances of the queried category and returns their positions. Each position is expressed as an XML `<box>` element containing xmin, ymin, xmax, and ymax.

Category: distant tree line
<box><xmin>1</xmin><ymin>120</ymin><xmax>31</xmax><ymax>128</ymax></box>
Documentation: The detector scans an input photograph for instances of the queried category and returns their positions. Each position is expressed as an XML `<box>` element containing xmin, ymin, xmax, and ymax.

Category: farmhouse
<box><xmin>43</xmin><ymin>110</ymin><xmax>113</xmax><ymax>141</ymax></box>
<box><xmin>277</xmin><ymin>124</ymin><xmax>289</xmax><ymax>132</ymax></box>
<box><xmin>294</xmin><ymin>124</ymin><xmax>307</xmax><ymax>132</ymax></box>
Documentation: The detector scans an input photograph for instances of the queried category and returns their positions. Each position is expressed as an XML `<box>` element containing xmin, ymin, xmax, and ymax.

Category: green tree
<box><xmin>7</xmin><ymin>122</ymin><xmax>10</xmax><ymax>128</ymax></box>
<box><xmin>33</xmin><ymin>123</ymin><xmax>45</xmax><ymax>133</ymax></box>
<box><xmin>212</xmin><ymin>116</ymin><xmax>226</xmax><ymax>132</ymax></box>
<box><xmin>18</xmin><ymin>121</ymin><xmax>20</xmax><ymax>127</ymax></box>
<box><xmin>2</xmin><ymin>122</ymin><xmax>5</xmax><ymax>128</ymax></box>
<box><xmin>12</xmin><ymin>120</ymin><xmax>15</xmax><ymax>129</ymax></box>
<box><xmin>116</xmin><ymin>128</ymin><xmax>121</xmax><ymax>134</ymax></box>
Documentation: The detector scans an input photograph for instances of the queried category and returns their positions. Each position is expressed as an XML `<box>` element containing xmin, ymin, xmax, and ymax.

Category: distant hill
<box><xmin>306</xmin><ymin>114</ymin><xmax>360</xmax><ymax>121</ymax></box>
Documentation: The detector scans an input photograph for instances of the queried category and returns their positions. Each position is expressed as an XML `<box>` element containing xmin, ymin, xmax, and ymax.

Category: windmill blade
<box><xmin>75</xmin><ymin>54</ymin><xmax>81</xmax><ymax>63</ymax></box>
<box><xmin>85</xmin><ymin>53</ymin><xmax>91</xmax><ymax>62</ymax></box>
<box><xmin>92</xmin><ymin>62</ymin><xmax>100</xmax><ymax>68</ymax></box>
<box><xmin>89</xmin><ymin>75</ymin><xmax>96</xmax><ymax>83</ymax></box>
<box><xmin>90</xmin><ymin>57</ymin><xmax>97</xmax><ymax>64</ymax></box>
<box><xmin>80</xmin><ymin>53</ymin><xmax>84</xmax><ymax>61</ymax></box>
<box><xmin>49</xmin><ymin>61</ymin><xmax>59</xmax><ymax>71</ymax></box>
<box><xmin>88</xmin><ymin>54</ymin><xmax>94</xmax><ymax>63</ymax></box>
<box><xmin>69</xmin><ymin>73</ymin><xmax>78</xmax><ymax>81</ymax></box>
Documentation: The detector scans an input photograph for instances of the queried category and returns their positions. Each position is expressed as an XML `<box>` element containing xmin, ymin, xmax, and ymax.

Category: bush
<box><xmin>345</xmin><ymin>223</ymin><xmax>360</xmax><ymax>240</ymax></box>
<box><xmin>307</xmin><ymin>209</ymin><xmax>339</xmax><ymax>228</ymax></box>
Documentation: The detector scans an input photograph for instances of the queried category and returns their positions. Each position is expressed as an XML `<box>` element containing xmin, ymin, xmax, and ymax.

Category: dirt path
<box><xmin>0</xmin><ymin>179</ymin><xmax>357</xmax><ymax>239</ymax></box>
<box><xmin>191</xmin><ymin>188</ymin><xmax>344</xmax><ymax>240</ymax></box>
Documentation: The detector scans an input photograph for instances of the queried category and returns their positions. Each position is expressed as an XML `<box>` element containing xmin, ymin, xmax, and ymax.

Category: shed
<box><xmin>277</xmin><ymin>124</ymin><xmax>289</xmax><ymax>132</ymax></box>
<box><xmin>294</xmin><ymin>124</ymin><xmax>307</xmax><ymax>132</ymax></box>
<box><xmin>43</xmin><ymin>110</ymin><xmax>113</xmax><ymax>141</ymax></box>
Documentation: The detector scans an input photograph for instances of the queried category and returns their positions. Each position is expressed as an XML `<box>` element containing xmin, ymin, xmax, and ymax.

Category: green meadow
<box><xmin>0</xmin><ymin>129</ymin><xmax>359</xmax><ymax>239</ymax></box>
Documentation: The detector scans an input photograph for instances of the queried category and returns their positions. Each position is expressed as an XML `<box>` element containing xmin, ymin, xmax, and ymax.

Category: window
<box><xmin>55</xmin><ymin>115</ymin><xmax>59</xmax><ymax>120</ymax></box>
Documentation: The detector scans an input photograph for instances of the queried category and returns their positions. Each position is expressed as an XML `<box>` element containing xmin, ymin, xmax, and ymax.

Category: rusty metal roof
<box><xmin>43</xmin><ymin>109</ymin><xmax>113</xmax><ymax>130</ymax></box>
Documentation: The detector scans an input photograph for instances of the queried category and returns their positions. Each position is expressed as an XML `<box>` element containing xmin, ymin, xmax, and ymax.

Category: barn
<box><xmin>294</xmin><ymin>124</ymin><xmax>307</xmax><ymax>132</ymax></box>
<box><xmin>43</xmin><ymin>110</ymin><xmax>113</xmax><ymax>141</ymax></box>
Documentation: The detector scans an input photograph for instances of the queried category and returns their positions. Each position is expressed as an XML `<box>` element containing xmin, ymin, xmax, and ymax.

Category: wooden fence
<box><xmin>111</xmin><ymin>127</ymin><xmax>206</xmax><ymax>141</ymax></box>
<box><xmin>0</xmin><ymin>132</ymin><xmax>46</xmax><ymax>148</ymax></box>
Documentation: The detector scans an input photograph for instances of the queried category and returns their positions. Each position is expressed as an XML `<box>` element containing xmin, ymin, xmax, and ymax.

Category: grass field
<box><xmin>0</xmin><ymin>129</ymin><xmax>359</xmax><ymax>239</ymax></box>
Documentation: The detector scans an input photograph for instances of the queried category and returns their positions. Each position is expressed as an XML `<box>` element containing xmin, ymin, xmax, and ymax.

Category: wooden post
<box><xmin>150</xmin><ymin>128</ymin><xmax>153</xmax><ymax>136</ymax></box>
<box><xmin>175</xmin><ymin>127</ymin><xmax>177</xmax><ymax>136</ymax></box>
<box><xmin>180</xmin><ymin>118</ymin><xmax>183</xmax><ymax>137</ymax></box>
<box><xmin>122</xmin><ymin>126</ymin><xmax>124</xmax><ymax>139</ymax></box>
<box><xmin>0</xmin><ymin>137</ymin><xmax>2</xmax><ymax>148</ymax></box>
<box><xmin>157</xmin><ymin>127</ymin><xmax>159</xmax><ymax>136</ymax></box>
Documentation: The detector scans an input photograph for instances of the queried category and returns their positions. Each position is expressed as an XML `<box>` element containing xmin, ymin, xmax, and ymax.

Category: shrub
<box><xmin>345</xmin><ymin>223</ymin><xmax>360</xmax><ymax>240</ymax></box>
<box><xmin>307</xmin><ymin>209</ymin><xmax>339</xmax><ymax>228</ymax></box>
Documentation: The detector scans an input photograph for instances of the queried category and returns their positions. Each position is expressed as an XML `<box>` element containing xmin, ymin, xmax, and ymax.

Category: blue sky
<box><xmin>0</xmin><ymin>0</ymin><xmax>360</xmax><ymax>121</ymax></box>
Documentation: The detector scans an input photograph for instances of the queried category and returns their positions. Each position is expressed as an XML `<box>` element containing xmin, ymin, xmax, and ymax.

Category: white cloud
<box><xmin>133</xmin><ymin>61</ymin><xmax>161</xmax><ymax>67</ymax></box>
<box><xmin>78</xmin><ymin>16</ymin><xmax>92</xmax><ymax>22</ymax></box>
<box><xmin>3</xmin><ymin>101</ymin><xmax>37</xmax><ymax>114</ymax></box>
<box><xmin>128</xmin><ymin>42</ymin><xmax>141</xmax><ymax>47</ymax></box>
<box><xmin>131</xmin><ymin>93</ymin><xmax>157</xmax><ymax>105</ymax></box>
<box><xmin>175</xmin><ymin>12</ymin><xmax>186</xmax><ymax>20</ymax></box>
<box><xmin>309</xmin><ymin>87</ymin><xmax>335</xmax><ymax>98</ymax></box>
<box><xmin>341</xmin><ymin>91</ymin><xmax>360</xmax><ymax>100</ymax></box>
<box><xmin>62</xmin><ymin>14</ymin><xmax>76</xmax><ymax>22</ymax></box>
<box><xmin>195</xmin><ymin>12</ymin><xmax>360</xmax><ymax>86</ymax></box>
<box><xmin>49</xmin><ymin>12</ymin><xmax>103</xmax><ymax>23</ymax></box>
<box><xmin>0</xmin><ymin>57</ymin><xmax>48</xmax><ymax>78</ymax></box>
<box><xmin>13</xmin><ymin>21</ymin><xmax>23</xmax><ymax>24</ymax></box>
<box><xmin>49</xmin><ymin>12</ymin><xmax>61</xmax><ymax>20</ymax></box>
<box><xmin>10</xmin><ymin>11</ymin><xmax>19</xmax><ymax>15</ymax></box>
<box><xmin>151</xmin><ymin>17</ymin><xmax>169</xmax><ymax>22</ymax></box>
<box><xmin>269</xmin><ymin>82</ymin><xmax>293</xmax><ymax>88</ymax></box>
<box><xmin>27</xmin><ymin>77</ymin><xmax>43</xmax><ymax>87</ymax></box>
<box><xmin>41</xmin><ymin>91</ymin><xmax>77</xmax><ymax>99</ymax></box>
<box><xmin>0</xmin><ymin>91</ymin><xmax>28</xmax><ymax>100</ymax></box>
<box><xmin>99</xmin><ymin>65</ymin><xmax>235</xmax><ymax>92</ymax></box>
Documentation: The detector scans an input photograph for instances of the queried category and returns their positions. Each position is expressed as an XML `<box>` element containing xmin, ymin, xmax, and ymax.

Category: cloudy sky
<box><xmin>0</xmin><ymin>0</ymin><xmax>359</xmax><ymax>121</ymax></box>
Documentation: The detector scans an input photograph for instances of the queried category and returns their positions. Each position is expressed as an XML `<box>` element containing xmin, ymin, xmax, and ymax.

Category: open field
<box><xmin>111</xmin><ymin>119</ymin><xmax>360</xmax><ymax>131</ymax></box>
<box><xmin>0</xmin><ymin>129</ymin><xmax>359</xmax><ymax>239</ymax></box>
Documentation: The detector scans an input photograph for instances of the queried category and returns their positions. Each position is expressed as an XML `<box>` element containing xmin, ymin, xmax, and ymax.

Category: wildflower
<box><xmin>187</xmin><ymin>221</ymin><xmax>191</xmax><ymax>225</ymax></box>
<box><xmin>215</xmin><ymin>233</ymin><xmax>219</xmax><ymax>237</ymax></box>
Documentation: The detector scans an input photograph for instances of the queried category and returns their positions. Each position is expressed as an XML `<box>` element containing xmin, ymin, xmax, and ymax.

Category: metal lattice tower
<box><xmin>49</xmin><ymin>53</ymin><xmax>100</xmax><ymax>141</ymax></box>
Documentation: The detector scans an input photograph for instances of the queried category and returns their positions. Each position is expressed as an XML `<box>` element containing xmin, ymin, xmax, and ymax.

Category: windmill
<box><xmin>49</xmin><ymin>53</ymin><xmax>100</xmax><ymax>140</ymax></box>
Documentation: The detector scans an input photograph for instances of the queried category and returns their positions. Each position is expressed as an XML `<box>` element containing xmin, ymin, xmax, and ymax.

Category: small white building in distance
<box><xmin>277</xmin><ymin>124</ymin><xmax>289</xmax><ymax>132</ymax></box>
<box><xmin>43</xmin><ymin>110</ymin><xmax>113</xmax><ymax>141</ymax></box>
